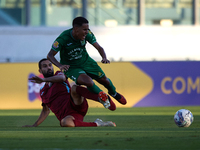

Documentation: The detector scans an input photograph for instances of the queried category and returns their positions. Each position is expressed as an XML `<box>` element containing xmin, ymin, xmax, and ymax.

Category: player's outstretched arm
<box><xmin>47</xmin><ymin>49</ymin><xmax>70</xmax><ymax>72</ymax></box>
<box><xmin>92</xmin><ymin>42</ymin><xmax>110</xmax><ymax>64</ymax></box>
<box><xmin>47</xmin><ymin>49</ymin><xmax>61</xmax><ymax>68</ymax></box>
<box><xmin>29</xmin><ymin>76</ymin><xmax>45</xmax><ymax>84</ymax></box>
<box><xmin>22</xmin><ymin>104</ymin><xmax>50</xmax><ymax>127</ymax></box>
<box><xmin>29</xmin><ymin>73</ymin><xmax>66</xmax><ymax>83</ymax></box>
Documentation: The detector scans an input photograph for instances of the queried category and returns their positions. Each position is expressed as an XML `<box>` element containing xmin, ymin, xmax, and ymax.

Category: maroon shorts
<box><xmin>58</xmin><ymin>97</ymin><xmax>88</xmax><ymax>126</ymax></box>
<box><xmin>69</xmin><ymin>97</ymin><xmax>88</xmax><ymax>121</ymax></box>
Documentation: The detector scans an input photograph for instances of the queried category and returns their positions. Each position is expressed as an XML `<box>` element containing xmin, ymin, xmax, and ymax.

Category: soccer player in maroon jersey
<box><xmin>23</xmin><ymin>59</ymin><xmax>116</xmax><ymax>127</ymax></box>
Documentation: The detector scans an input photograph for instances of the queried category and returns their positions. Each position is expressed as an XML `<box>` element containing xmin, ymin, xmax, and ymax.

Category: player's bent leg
<box><xmin>73</xmin><ymin>119</ymin><xmax>97</xmax><ymax>127</ymax></box>
<box><xmin>96</xmin><ymin>77</ymin><xmax>127</xmax><ymax>105</ymax></box>
<box><xmin>74</xmin><ymin>85</ymin><xmax>115</xmax><ymax>110</ymax></box>
<box><xmin>60</xmin><ymin>115</ymin><xmax>75</xmax><ymax>127</ymax></box>
<box><xmin>71</xmin><ymin>85</ymin><xmax>84</xmax><ymax>105</ymax></box>
<box><xmin>78</xmin><ymin>74</ymin><xmax>102</xmax><ymax>94</ymax></box>
<box><xmin>96</xmin><ymin>76</ymin><xmax>110</xmax><ymax>88</ymax></box>
<box><xmin>77</xmin><ymin>74</ymin><xmax>94</xmax><ymax>87</ymax></box>
<box><xmin>74</xmin><ymin>85</ymin><xmax>99</xmax><ymax>102</ymax></box>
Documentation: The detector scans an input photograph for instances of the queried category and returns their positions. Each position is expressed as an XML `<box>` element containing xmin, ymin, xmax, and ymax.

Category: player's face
<box><xmin>39</xmin><ymin>60</ymin><xmax>54</xmax><ymax>78</ymax></box>
<box><xmin>74</xmin><ymin>23</ymin><xmax>89</xmax><ymax>41</ymax></box>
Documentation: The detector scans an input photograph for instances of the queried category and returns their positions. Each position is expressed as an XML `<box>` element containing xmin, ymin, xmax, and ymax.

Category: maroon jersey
<box><xmin>40</xmin><ymin>71</ymin><xmax>88</xmax><ymax>122</ymax></box>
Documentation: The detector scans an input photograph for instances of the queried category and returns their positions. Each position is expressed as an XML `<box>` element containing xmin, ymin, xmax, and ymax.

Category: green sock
<box><xmin>107</xmin><ymin>78</ymin><xmax>116</xmax><ymax>96</ymax></box>
<box><xmin>87</xmin><ymin>83</ymin><xmax>102</xmax><ymax>94</ymax></box>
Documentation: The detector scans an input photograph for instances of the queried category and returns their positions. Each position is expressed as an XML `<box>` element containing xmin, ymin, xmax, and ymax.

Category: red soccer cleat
<box><xmin>112</xmin><ymin>92</ymin><xmax>127</xmax><ymax>105</ymax></box>
<box><xmin>98</xmin><ymin>91</ymin><xmax>110</xmax><ymax>109</ymax></box>
<box><xmin>107</xmin><ymin>96</ymin><xmax>116</xmax><ymax>111</ymax></box>
<box><xmin>98</xmin><ymin>91</ymin><xmax>116</xmax><ymax>111</ymax></box>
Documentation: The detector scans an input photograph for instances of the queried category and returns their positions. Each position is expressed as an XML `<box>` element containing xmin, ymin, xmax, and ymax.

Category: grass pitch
<box><xmin>0</xmin><ymin>106</ymin><xmax>200</xmax><ymax>150</ymax></box>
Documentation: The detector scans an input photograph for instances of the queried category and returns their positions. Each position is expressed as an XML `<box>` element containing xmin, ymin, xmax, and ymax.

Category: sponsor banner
<box><xmin>0</xmin><ymin>63</ymin><xmax>42</xmax><ymax>109</ymax></box>
<box><xmin>0</xmin><ymin>62</ymin><xmax>147</xmax><ymax>109</ymax></box>
<box><xmin>0</xmin><ymin>61</ymin><xmax>199</xmax><ymax>109</ymax></box>
<box><xmin>133</xmin><ymin>61</ymin><xmax>200</xmax><ymax>107</ymax></box>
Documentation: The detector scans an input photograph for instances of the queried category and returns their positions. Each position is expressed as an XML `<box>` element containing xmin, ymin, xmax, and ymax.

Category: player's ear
<box><xmin>74</xmin><ymin>26</ymin><xmax>79</xmax><ymax>32</ymax></box>
<box><xmin>39</xmin><ymin>69</ymin><xmax>42</xmax><ymax>74</ymax></box>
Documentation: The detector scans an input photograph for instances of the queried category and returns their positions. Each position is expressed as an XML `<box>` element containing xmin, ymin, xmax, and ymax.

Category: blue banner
<box><xmin>132</xmin><ymin>61</ymin><xmax>200</xmax><ymax>107</ymax></box>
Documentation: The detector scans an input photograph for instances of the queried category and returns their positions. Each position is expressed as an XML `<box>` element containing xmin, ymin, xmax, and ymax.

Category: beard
<box><xmin>43</xmin><ymin>69</ymin><xmax>54</xmax><ymax>78</ymax></box>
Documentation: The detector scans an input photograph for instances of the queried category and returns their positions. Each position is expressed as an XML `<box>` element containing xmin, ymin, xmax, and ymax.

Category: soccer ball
<box><xmin>174</xmin><ymin>109</ymin><xmax>194</xmax><ymax>127</ymax></box>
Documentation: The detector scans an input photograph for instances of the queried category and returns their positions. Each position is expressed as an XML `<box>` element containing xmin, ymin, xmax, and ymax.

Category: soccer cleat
<box><xmin>110</xmin><ymin>92</ymin><xmax>127</xmax><ymax>105</ymax></box>
<box><xmin>94</xmin><ymin>118</ymin><xmax>116</xmax><ymax>127</ymax></box>
<box><xmin>98</xmin><ymin>91</ymin><xmax>110</xmax><ymax>109</ymax></box>
<box><xmin>107</xmin><ymin>96</ymin><xmax>116</xmax><ymax>111</ymax></box>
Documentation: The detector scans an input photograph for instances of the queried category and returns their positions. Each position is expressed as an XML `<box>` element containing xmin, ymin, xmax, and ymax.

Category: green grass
<box><xmin>0</xmin><ymin>107</ymin><xmax>200</xmax><ymax>150</ymax></box>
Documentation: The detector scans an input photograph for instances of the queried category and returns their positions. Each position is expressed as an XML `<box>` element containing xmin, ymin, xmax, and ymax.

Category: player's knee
<box><xmin>61</xmin><ymin>121</ymin><xmax>75</xmax><ymax>127</ymax></box>
<box><xmin>88</xmin><ymin>81</ymin><xmax>95</xmax><ymax>87</ymax></box>
<box><xmin>61</xmin><ymin>116</ymin><xmax>75</xmax><ymax>127</ymax></box>
<box><xmin>62</xmin><ymin>123</ymin><xmax>75</xmax><ymax>127</ymax></box>
<box><xmin>82</xmin><ymin>79</ymin><xmax>93</xmax><ymax>87</ymax></box>
<box><xmin>71</xmin><ymin>85</ymin><xmax>77</xmax><ymax>94</ymax></box>
<box><xmin>97</xmin><ymin>76</ymin><xmax>110</xmax><ymax>86</ymax></box>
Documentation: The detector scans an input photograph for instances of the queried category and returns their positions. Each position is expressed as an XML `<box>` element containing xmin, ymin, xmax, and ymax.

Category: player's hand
<box><xmin>101</xmin><ymin>58</ymin><xmax>110</xmax><ymax>64</ymax></box>
<box><xmin>59</xmin><ymin>65</ymin><xmax>70</xmax><ymax>72</ymax></box>
<box><xmin>29</xmin><ymin>76</ymin><xmax>44</xmax><ymax>84</ymax></box>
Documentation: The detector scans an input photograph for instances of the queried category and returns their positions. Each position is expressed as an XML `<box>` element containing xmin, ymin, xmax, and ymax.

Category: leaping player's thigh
<box><xmin>84</xmin><ymin>59</ymin><xmax>105</xmax><ymax>79</ymax></box>
<box><xmin>66</xmin><ymin>68</ymin><xmax>86</xmax><ymax>84</ymax></box>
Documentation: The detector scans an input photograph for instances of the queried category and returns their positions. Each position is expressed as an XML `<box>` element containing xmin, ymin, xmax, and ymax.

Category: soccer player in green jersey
<box><xmin>47</xmin><ymin>16</ymin><xmax>126</xmax><ymax>105</ymax></box>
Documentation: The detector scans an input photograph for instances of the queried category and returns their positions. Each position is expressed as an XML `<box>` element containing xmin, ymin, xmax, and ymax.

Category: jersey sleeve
<box><xmin>51</xmin><ymin>37</ymin><xmax>64</xmax><ymax>52</ymax></box>
<box><xmin>54</xmin><ymin>71</ymin><xmax>62</xmax><ymax>75</ymax></box>
<box><xmin>86</xmin><ymin>29</ymin><xmax>97</xmax><ymax>45</ymax></box>
<box><xmin>55</xmin><ymin>71</ymin><xmax>71</xmax><ymax>90</ymax></box>
<box><xmin>54</xmin><ymin>71</ymin><xmax>68</xmax><ymax>79</ymax></box>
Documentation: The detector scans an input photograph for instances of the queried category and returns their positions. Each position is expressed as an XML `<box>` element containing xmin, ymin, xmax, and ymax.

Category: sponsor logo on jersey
<box><xmin>98</xmin><ymin>72</ymin><xmax>103</xmax><ymax>76</ymax></box>
<box><xmin>67</xmin><ymin>43</ymin><xmax>73</xmax><ymax>46</ymax></box>
<box><xmin>28</xmin><ymin>73</ymin><xmax>45</xmax><ymax>102</ymax></box>
<box><xmin>53</xmin><ymin>41</ymin><xmax>59</xmax><ymax>48</ymax></box>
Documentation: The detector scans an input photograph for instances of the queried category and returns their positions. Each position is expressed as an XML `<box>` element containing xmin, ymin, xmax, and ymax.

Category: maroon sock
<box><xmin>76</xmin><ymin>86</ymin><xmax>99</xmax><ymax>102</ymax></box>
<box><xmin>73</xmin><ymin>120</ymin><xmax>97</xmax><ymax>127</ymax></box>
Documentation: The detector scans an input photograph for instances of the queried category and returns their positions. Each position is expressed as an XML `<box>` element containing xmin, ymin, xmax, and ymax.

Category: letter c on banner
<box><xmin>161</xmin><ymin>77</ymin><xmax>172</xmax><ymax>94</ymax></box>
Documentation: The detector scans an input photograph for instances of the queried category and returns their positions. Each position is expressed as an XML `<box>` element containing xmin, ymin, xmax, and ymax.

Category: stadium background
<box><xmin>0</xmin><ymin>0</ymin><xmax>200</xmax><ymax>109</ymax></box>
